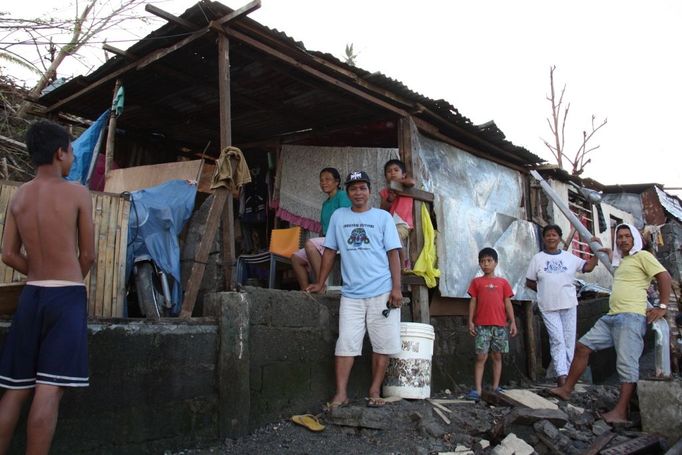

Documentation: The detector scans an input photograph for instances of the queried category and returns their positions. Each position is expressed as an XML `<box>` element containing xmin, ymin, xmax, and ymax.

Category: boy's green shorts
<box><xmin>474</xmin><ymin>325</ymin><xmax>509</xmax><ymax>354</ymax></box>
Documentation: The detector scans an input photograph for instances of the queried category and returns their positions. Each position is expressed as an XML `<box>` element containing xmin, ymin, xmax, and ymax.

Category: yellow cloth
<box><xmin>609</xmin><ymin>250</ymin><xmax>666</xmax><ymax>315</ymax></box>
<box><xmin>210</xmin><ymin>146</ymin><xmax>251</xmax><ymax>191</ymax></box>
<box><xmin>412</xmin><ymin>203</ymin><xmax>440</xmax><ymax>288</ymax></box>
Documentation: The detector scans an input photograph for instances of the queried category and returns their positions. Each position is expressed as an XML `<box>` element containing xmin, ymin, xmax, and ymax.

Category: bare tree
<box><xmin>0</xmin><ymin>0</ymin><xmax>158</xmax><ymax>118</ymax></box>
<box><xmin>542</xmin><ymin>65</ymin><xmax>607</xmax><ymax>176</ymax></box>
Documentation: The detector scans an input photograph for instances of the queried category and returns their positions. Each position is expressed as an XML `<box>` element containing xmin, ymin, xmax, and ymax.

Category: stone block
<box><xmin>500</xmin><ymin>389</ymin><xmax>558</xmax><ymax>409</ymax></box>
<box><xmin>506</xmin><ymin>407</ymin><xmax>568</xmax><ymax>428</ymax></box>
<box><xmin>638</xmin><ymin>379</ymin><xmax>682</xmax><ymax>441</ymax></box>
<box><xmin>499</xmin><ymin>433</ymin><xmax>534</xmax><ymax>455</ymax></box>
<box><xmin>534</xmin><ymin>419</ymin><xmax>559</xmax><ymax>440</ymax></box>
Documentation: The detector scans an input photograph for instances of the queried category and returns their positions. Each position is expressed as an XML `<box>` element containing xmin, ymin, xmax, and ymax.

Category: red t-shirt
<box><xmin>467</xmin><ymin>276</ymin><xmax>514</xmax><ymax>326</ymax></box>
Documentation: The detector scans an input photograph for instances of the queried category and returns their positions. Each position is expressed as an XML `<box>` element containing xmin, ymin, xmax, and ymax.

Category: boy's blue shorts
<box><xmin>0</xmin><ymin>284</ymin><xmax>89</xmax><ymax>389</ymax></box>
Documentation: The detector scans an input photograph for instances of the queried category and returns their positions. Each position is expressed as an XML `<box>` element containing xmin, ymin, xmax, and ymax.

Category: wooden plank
<box><xmin>104</xmin><ymin>160</ymin><xmax>203</xmax><ymax>194</ymax></box>
<box><xmin>112</xmin><ymin>197</ymin><xmax>130</xmax><ymax>317</ymax></box>
<box><xmin>180</xmin><ymin>187</ymin><xmax>229</xmax><ymax>318</ymax></box>
<box><xmin>429</xmin><ymin>294</ymin><xmax>469</xmax><ymax>317</ymax></box>
<box><xmin>432</xmin><ymin>407</ymin><xmax>451</xmax><ymax>425</ymax></box>
<box><xmin>388</xmin><ymin>182</ymin><xmax>434</xmax><ymax>203</ymax></box>
<box><xmin>427</xmin><ymin>399</ymin><xmax>452</xmax><ymax>414</ymax></box>
<box><xmin>94</xmin><ymin>195</ymin><xmax>112</xmax><ymax>317</ymax></box>
<box><xmin>89</xmin><ymin>194</ymin><xmax>104</xmax><ymax>316</ymax></box>
<box><xmin>411</xmin><ymin>285</ymin><xmax>430</xmax><ymax>324</ymax></box>
<box><xmin>101</xmin><ymin>195</ymin><xmax>118</xmax><ymax>317</ymax></box>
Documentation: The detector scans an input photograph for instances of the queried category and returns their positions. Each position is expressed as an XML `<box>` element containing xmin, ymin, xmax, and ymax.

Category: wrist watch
<box><xmin>658</xmin><ymin>303</ymin><xmax>667</xmax><ymax>310</ymax></box>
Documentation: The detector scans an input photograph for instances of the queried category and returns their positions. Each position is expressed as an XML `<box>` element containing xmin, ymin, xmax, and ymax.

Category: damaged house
<box><xmin>0</xmin><ymin>0</ymin><xmax>678</xmax><ymax>452</ymax></box>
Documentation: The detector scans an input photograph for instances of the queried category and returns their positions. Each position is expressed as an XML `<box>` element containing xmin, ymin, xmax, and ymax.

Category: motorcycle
<box><xmin>126</xmin><ymin>179</ymin><xmax>197</xmax><ymax>319</ymax></box>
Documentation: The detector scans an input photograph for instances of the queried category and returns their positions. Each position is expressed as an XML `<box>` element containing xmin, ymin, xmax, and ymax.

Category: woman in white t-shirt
<box><xmin>526</xmin><ymin>224</ymin><xmax>600</xmax><ymax>387</ymax></box>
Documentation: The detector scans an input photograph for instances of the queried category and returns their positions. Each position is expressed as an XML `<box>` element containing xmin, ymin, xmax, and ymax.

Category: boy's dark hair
<box><xmin>384</xmin><ymin>159</ymin><xmax>406</xmax><ymax>175</ymax></box>
<box><xmin>542</xmin><ymin>224</ymin><xmax>563</xmax><ymax>237</ymax></box>
<box><xmin>25</xmin><ymin>120</ymin><xmax>71</xmax><ymax>166</ymax></box>
<box><xmin>320</xmin><ymin>167</ymin><xmax>341</xmax><ymax>189</ymax></box>
<box><xmin>478</xmin><ymin>247</ymin><xmax>498</xmax><ymax>262</ymax></box>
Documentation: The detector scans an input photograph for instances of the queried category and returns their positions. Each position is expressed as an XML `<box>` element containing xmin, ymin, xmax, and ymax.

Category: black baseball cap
<box><xmin>344</xmin><ymin>170</ymin><xmax>371</xmax><ymax>186</ymax></box>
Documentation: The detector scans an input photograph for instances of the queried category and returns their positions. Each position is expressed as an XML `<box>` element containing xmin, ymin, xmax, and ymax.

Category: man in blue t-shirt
<box><xmin>308</xmin><ymin>170</ymin><xmax>402</xmax><ymax>409</ymax></box>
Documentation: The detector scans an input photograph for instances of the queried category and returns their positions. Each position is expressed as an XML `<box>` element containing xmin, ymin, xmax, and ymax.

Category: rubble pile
<box><xmin>319</xmin><ymin>383</ymin><xmax>672</xmax><ymax>454</ymax></box>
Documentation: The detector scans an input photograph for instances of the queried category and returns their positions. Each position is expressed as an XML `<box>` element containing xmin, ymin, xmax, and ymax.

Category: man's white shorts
<box><xmin>335</xmin><ymin>292</ymin><xmax>401</xmax><ymax>356</ymax></box>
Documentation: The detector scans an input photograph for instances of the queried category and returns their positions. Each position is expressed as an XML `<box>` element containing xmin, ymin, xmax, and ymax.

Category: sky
<box><xmin>4</xmin><ymin>0</ymin><xmax>681</xmax><ymax>196</ymax></box>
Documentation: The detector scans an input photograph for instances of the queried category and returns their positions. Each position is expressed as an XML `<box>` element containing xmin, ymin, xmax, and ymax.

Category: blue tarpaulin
<box><xmin>126</xmin><ymin>179</ymin><xmax>197</xmax><ymax>315</ymax></box>
<box><xmin>66</xmin><ymin>110</ymin><xmax>110</xmax><ymax>184</ymax></box>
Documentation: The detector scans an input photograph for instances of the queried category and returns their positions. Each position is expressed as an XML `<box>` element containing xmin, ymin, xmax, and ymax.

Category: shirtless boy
<box><xmin>0</xmin><ymin>120</ymin><xmax>95</xmax><ymax>455</ymax></box>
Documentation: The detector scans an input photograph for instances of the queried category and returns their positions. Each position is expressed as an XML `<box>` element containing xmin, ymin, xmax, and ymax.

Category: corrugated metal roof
<box><xmin>655</xmin><ymin>186</ymin><xmax>682</xmax><ymax>223</ymax></box>
<box><xmin>37</xmin><ymin>0</ymin><xmax>544</xmax><ymax>166</ymax></box>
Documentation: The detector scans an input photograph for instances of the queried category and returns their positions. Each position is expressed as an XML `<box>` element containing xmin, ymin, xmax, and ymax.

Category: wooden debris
<box><xmin>427</xmin><ymin>399</ymin><xmax>452</xmax><ymax>414</ymax></box>
<box><xmin>580</xmin><ymin>431</ymin><xmax>615</xmax><ymax>455</ymax></box>
<box><xmin>433</xmin><ymin>407</ymin><xmax>451</xmax><ymax>425</ymax></box>
<box><xmin>430</xmin><ymin>399</ymin><xmax>475</xmax><ymax>405</ymax></box>
<box><xmin>499</xmin><ymin>389</ymin><xmax>559</xmax><ymax>410</ymax></box>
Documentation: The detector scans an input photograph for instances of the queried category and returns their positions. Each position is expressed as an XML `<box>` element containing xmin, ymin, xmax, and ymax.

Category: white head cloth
<box><xmin>612</xmin><ymin>222</ymin><xmax>643</xmax><ymax>267</ymax></box>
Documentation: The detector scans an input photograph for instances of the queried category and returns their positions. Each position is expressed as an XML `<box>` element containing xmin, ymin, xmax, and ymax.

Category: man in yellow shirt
<box><xmin>550</xmin><ymin>223</ymin><xmax>671</xmax><ymax>424</ymax></box>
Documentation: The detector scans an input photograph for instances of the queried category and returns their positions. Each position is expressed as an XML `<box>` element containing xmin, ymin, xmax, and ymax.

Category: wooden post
<box><xmin>399</xmin><ymin>116</ymin><xmax>429</xmax><ymax>323</ymax></box>
<box><xmin>218</xmin><ymin>34</ymin><xmax>236</xmax><ymax>290</ymax></box>
<box><xmin>104</xmin><ymin>79</ymin><xmax>121</xmax><ymax>177</ymax></box>
<box><xmin>180</xmin><ymin>34</ymin><xmax>235</xmax><ymax>318</ymax></box>
<box><xmin>524</xmin><ymin>300</ymin><xmax>538</xmax><ymax>381</ymax></box>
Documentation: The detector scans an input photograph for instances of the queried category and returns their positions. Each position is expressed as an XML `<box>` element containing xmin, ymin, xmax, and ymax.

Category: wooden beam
<box><xmin>45</xmin><ymin>28</ymin><xmax>211</xmax><ymax>113</ymax></box>
<box><xmin>104</xmin><ymin>79</ymin><xmax>121</xmax><ymax>177</ymax></box>
<box><xmin>137</xmin><ymin>27</ymin><xmax>211</xmax><ymax>70</ymax></box>
<box><xmin>180</xmin><ymin>188</ymin><xmax>228</xmax><ymax>318</ymax></box>
<box><xmin>145</xmin><ymin>4</ymin><xmax>197</xmax><ymax>29</ymax></box>
<box><xmin>524</xmin><ymin>300</ymin><xmax>537</xmax><ymax>381</ymax></box>
<box><xmin>212</xmin><ymin>0</ymin><xmax>261</xmax><ymax>27</ymax></box>
<box><xmin>399</xmin><ymin>117</ymin><xmax>429</xmax><ymax>323</ymax></box>
<box><xmin>389</xmin><ymin>181</ymin><xmax>434</xmax><ymax>203</ymax></box>
<box><xmin>220</xmin><ymin>27</ymin><xmax>411</xmax><ymax>118</ymax></box>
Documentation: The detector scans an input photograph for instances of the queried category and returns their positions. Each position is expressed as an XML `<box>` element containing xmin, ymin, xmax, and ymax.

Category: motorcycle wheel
<box><xmin>134</xmin><ymin>262</ymin><xmax>163</xmax><ymax>320</ymax></box>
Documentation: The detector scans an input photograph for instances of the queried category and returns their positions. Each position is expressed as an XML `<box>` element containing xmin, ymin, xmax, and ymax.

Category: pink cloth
<box><xmin>379</xmin><ymin>188</ymin><xmax>414</xmax><ymax>228</ymax></box>
<box><xmin>292</xmin><ymin>237</ymin><xmax>325</xmax><ymax>266</ymax></box>
<box><xmin>275</xmin><ymin>206</ymin><xmax>322</xmax><ymax>234</ymax></box>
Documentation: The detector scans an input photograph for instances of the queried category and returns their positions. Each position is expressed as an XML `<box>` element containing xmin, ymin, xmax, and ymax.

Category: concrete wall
<box><xmin>0</xmin><ymin>288</ymin><xmax>576</xmax><ymax>452</ymax></box>
<box><xmin>0</xmin><ymin>320</ymin><xmax>219</xmax><ymax>455</ymax></box>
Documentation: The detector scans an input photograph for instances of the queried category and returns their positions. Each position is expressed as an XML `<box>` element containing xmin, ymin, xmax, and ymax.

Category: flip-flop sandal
<box><xmin>291</xmin><ymin>414</ymin><xmax>325</xmax><ymax>432</ymax></box>
<box><xmin>323</xmin><ymin>400</ymin><xmax>349</xmax><ymax>412</ymax></box>
<box><xmin>366</xmin><ymin>397</ymin><xmax>386</xmax><ymax>408</ymax></box>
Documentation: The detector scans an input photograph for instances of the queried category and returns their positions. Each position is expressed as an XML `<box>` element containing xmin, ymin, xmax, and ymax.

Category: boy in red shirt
<box><xmin>466</xmin><ymin>247</ymin><xmax>517</xmax><ymax>400</ymax></box>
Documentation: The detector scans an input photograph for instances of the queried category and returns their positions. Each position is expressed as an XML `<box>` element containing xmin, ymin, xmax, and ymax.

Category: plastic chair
<box><xmin>236</xmin><ymin>226</ymin><xmax>302</xmax><ymax>288</ymax></box>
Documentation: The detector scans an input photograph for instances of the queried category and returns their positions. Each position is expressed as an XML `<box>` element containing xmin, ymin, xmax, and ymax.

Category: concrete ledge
<box><xmin>638</xmin><ymin>379</ymin><xmax>682</xmax><ymax>442</ymax></box>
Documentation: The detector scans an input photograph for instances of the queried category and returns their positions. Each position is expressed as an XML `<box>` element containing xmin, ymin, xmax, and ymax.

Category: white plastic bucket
<box><xmin>383</xmin><ymin>322</ymin><xmax>435</xmax><ymax>399</ymax></box>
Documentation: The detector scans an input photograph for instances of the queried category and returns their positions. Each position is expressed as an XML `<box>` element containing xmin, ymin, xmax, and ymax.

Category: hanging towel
<box><xmin>412</xmin><ymin>203</ymin><xmax>440</xmax><ymax>288</ymax></box>
<box><xmin>211</xmin><ymin>146</ymin><xmax>251</xmax><ymax>191</ymax></box>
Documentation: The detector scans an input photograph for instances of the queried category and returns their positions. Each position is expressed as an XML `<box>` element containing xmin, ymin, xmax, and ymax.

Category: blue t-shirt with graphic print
<box><xmin>324</xmin><ymin>207</ymin><xmax>402</xmax><ymax>299</ymax></box>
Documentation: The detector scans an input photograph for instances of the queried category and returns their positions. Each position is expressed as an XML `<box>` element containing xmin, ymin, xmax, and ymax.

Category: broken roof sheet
<box><xmin>655</xmin><ymin>186</ymin><xmax>682</xmax><ymax>223</ymax></box>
